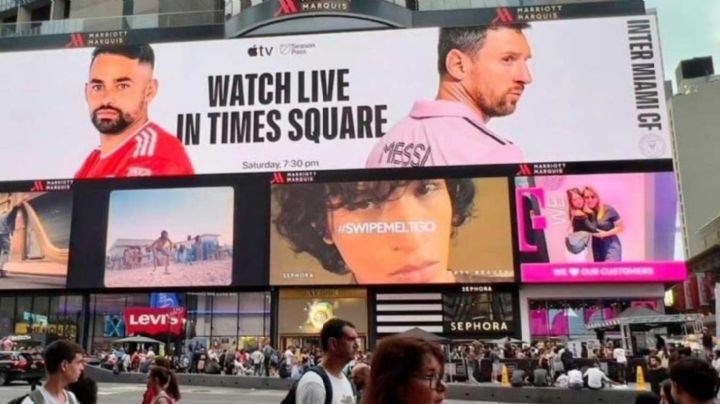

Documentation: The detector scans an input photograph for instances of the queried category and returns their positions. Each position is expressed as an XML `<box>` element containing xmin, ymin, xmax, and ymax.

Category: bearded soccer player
<box><xmin>366</xmin><ymin>23</ymin><xmax>532</xmax><ymax>168</ymax></box>
<box><xmin>75</xmin><ymin>45</ymin><xmax>194</xmax><ymax>179</ymax></box>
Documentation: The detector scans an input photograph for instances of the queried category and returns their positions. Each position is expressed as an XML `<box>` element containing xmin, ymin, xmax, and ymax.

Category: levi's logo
<box><xmin>127</xmin><ymin>313</ymin><xmax>180</xmax><ymax>326</ymax></box>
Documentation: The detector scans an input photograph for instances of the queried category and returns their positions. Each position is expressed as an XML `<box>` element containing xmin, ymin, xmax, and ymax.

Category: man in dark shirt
<box><xmin>532</xmin><ymin>367</ymin><xmax>550</xmax><ymax>387</ymax></box>
<box><xmin>511</xmin><ymin>369</ymin><xmax>528</xmax><ymax>387</ymax></box>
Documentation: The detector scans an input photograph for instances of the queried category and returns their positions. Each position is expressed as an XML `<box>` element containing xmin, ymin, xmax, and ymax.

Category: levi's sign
<box><xmin>123</xmin><ymin>307</ymin><xmax>185</xmax><ymax>336</ymax></box>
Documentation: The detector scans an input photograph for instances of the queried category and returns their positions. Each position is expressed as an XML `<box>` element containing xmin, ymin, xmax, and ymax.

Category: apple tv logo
<box><xmin>247</xmin><ymin>45</ymin><xmax>274</xmax><ymax>57</ymax></box>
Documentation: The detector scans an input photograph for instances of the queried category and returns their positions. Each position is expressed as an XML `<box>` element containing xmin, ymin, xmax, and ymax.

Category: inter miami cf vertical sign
<box><xmin>275</xmin><ymin>0</ymin><xmax>351</xmax><ymax>16</ymax></box>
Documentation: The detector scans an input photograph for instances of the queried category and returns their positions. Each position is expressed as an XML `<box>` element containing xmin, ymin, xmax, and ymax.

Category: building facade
<box><xmin>0</xmin><ymin>0</ymin><xmax>687</xmax><ymax>357</ymax></box>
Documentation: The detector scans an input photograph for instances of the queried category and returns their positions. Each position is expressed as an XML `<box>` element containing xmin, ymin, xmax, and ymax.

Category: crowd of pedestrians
<box><xmin>10</xmin><ymin>324</ymin><xmax>720</xmax><ymax>404</ymax></box>
<box><xmin>97</xmin><ymin>344</ymin><xmax>270</xmax><ymax>377</ymax></box>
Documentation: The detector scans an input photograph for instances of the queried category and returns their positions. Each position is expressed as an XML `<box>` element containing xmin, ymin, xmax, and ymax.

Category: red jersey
<box><xmin>75</xmin><ymin>122</ymin><xmax>194</xmax><ymax>179</ymax></box>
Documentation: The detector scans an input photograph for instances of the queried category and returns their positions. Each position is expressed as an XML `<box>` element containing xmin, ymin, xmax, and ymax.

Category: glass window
<box><xmin>85</xmin><ymin>292</ymin><xmax>271</xmax><ymax>358</ymax></box>
<box><xmin>33</xmin><ymin>296</ymin><xmax>49</xmax><ymax>317</ymax></box>
<box><xmin>89</xmin><ymin>293</ymin><xmax>149</xmax><ymax>354</ymax></box>
<box><xmin>211</xmin><ymin>293</ymin><xmax>239</xmax><ymax>349</ymax></box>
<box><xmin>0</xmin><ymin>297</ymin><xmax>14</xmax><ymax>337</ymax></box>
<box><xmin>529</xmin><ymin>298</ymin><xmax>662</xmax><ymax>340</ymax></box>
<box><xmin>238</xmin><ymin>292</ymin><xmax>270</xmax><ymax>351</ymax></box>
<box><xmin>48</xmin><ymin>295</ymin><xmax>82</xmax><ymax>344</ymax></box>
<box><xmin>15</xmin><ymin>296</ymin><xmax>32</xmax><ymax>335</ymax></box>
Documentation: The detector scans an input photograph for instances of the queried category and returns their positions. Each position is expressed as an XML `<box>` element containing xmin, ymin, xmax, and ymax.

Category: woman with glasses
<box><xmin>582</xmin><ymin>186</ymin><xmax>623</xmax><ymax>262</ymax></box>
<box><xmin>363</xmin><ymin>336</ymin><xmax>447</xmax><ymax>404</ymax></box>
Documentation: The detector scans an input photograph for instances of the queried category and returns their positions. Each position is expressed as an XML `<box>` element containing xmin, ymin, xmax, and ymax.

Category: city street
<box><xmin>0</xmin><ymin>382</ymin><xmax>519</xmax><ymax>404</ymax></box>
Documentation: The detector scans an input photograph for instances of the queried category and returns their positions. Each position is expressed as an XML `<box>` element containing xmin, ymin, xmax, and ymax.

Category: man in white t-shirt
<box><xmin>284</xmin><ymin>346</ymin><xmax>295</xmax><ymax>366</ymax></box>
<box><xmin>584</xmin><ymin>362</ymin><xmax>617</xmax><ymax>390</ymax></box>
<box><xmin>567</xmin><ymin>367</ymin><xmax>583</xmax><ymax>390</ymax></box>
<box><xmin>612</xmin><ymin>343</ymin><xmax>627</xmax><ymax>384</ymax></box>
<box><xmin>283</xmin><ymin>345</ymin><xmax>296</xmax><ymax>377</ymax></box>
<box><xmin>20</xmin><ymin>340</ymin><xmax>84</xmax><ymax>404</ymax></box>
<box><xmin>296</xmin><ymin>318</ymin><xmax>359</xmax><ymax>404</ymax></box>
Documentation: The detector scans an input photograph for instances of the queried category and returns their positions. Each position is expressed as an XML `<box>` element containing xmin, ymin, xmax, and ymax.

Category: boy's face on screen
<box><xmin>325</xmin><ymin>180</ymin><xmax>453</xmax><ymax>284</ymax></box>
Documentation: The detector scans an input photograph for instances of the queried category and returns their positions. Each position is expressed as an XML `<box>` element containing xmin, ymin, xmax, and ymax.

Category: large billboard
<box><xmin>269</xmin><ymin>177</ymin><xmax>515</xmax><ymax>285</ymax></box>
<box><xmin>516</xmin><ymin>172</ymin><xmax>685</xmax><ymax>283</ymax></box>
<box><xmin>0</xmin><ymin>16</ymin><xmax>667</xmax><ymax>181</ymax></box>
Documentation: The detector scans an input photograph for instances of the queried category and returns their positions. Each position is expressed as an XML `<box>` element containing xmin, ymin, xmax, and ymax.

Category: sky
<box><xmin>105</xmin><ymin>187</ymin><xmax>235</xmax><ymax>247</ymax></box>
<box><xmin>646</xmin><ymin>0</ymin><xmax>720</xmax><ymax>86</ymax></box>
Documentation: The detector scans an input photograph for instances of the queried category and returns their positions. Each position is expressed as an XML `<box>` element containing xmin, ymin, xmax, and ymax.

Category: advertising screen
<box><xmin>516</xmin><ymin>172</ymin><xmax>686</xmax><ymax>283</ymax></box>
<box><xmin>277</xmin><ymin>288</ymin><xmax>368</xmax><ymax>335</ymax></box>
<box><xmin>0</xmin><ymin>191</ymin><xmax>72</xmax><ymax>290</ymax></box>
<box><xmin>442</xmin><ymin>291</ymin><xmax>514</xmax><ymax>334</ymax></box>
<box><xmin>270</xmin><ymin>177</ymin><xmax>514</xmax><ymax>285</ymax></box>
<box><xmin>68</xmin><ymin>175</ymin><xmax>268</xmax><ymax>290</ymax></box>
<box><xmin>104</xmin><ymin>187</ymin><xmax>234</xmax><ymax>287</ymax></box>
<box><xmin>0</xmin><ymin>15</ymin><xmax>667</xmax><ymax>181</ymax></box>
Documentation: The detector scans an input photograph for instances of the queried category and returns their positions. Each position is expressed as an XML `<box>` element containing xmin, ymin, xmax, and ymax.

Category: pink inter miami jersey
<box><xmin>75</xmin><ymin>122</ymin><xmax>194</xmax><ymax>179</ymax></box>
<box><xmin>366</xmin><ymin>100</ymin><xmax>523</xmax><ymax>168</ymax></box>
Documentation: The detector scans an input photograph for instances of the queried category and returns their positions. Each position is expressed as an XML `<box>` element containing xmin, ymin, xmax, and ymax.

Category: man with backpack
<box><xmin>283</xmin><ymin>318</ymin><xmax>359</xmax><ymax>404</ymax></box>
<box><xmin>262</xmin><ymin>340</ymin><xmax>276</xmax><ymax>376</ymax></box>
<box><xmin>12</xmin><ymin>340</ymin><xmax>84</xmax><ymax>404</ymax></box>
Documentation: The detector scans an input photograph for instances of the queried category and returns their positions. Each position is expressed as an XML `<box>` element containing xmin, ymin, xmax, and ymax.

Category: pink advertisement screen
<box><xmin>516</xmin><ymin>172</ymin><xmax>686</xmax><ymax>283</ymax></box>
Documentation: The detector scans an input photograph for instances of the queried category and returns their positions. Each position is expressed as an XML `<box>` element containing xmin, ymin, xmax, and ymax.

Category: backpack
<box><xmin>9</xmin><ymin>389</ymin><xmax>80</xmax><ymax>404</ymax></box>
<box><xmin>281</xmin><ymin>367</ymin><xmax>333</xmax><ymax>404</ymax></box>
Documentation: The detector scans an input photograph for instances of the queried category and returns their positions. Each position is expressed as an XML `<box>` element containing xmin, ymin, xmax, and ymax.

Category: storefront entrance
<box><xmin>279</xmin><ymin>335</ymin><xmax>367</xmax><ymax>351</ymax></box>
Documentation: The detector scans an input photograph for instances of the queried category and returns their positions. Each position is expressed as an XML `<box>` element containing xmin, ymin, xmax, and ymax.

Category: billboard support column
<box><xmin>122</xmin><ymin>0</ymin><xmax>134</xmax><ymax>30</ymax></box>
<box><xmin>50</xmin><ymin>0</ymin><xmax>67</xmax><ymax>20</ymax></box>
<box><xmin>80</xmin><ymin>293</ymin><xmax>91</xmax><ymax>351</ymax></box>
<box><xmin>16</xmin><ymin>6</ymin><xmax>31</xmax><ymax>29</ymax></box>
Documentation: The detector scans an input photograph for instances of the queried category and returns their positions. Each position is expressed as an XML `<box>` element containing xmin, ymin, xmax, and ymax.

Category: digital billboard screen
<box><xmin>0</xmin><ymin>16</ymin><xmax>668</xmax><ymax>181</ymax></box>
<box><xmin>270</xmin><ymin>177</ymin><xmax>515</xmax><ymax>285</ymax></box>
<box><xmin>103</xmin><ymin>187</ymin><xmax>234</xmax><ymax>288</ymax></box>
<box><xmin>0</xmin><ymin>191</ymin><xmax>72</xmax><ymax>290</ymax></box>
<box><xmin>67</xmin><ymin>175</ymin><xmax>269</xmax><ymax>290</ymax></box>
<box><xmin>516</xmin><ymin>172</ymin><xmax>685</xmax><ymax>283</ymax></box>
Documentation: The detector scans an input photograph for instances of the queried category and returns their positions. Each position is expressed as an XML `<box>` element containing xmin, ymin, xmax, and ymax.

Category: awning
<box><xmin>586</xmin><ymin>313</ymin><xmax>703</xmax><ymax>330</ymax></box>
<box><xmin>112</xmin><ymin>336</ymin><xmax>164</xmax><ymax>345</ymax></box>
